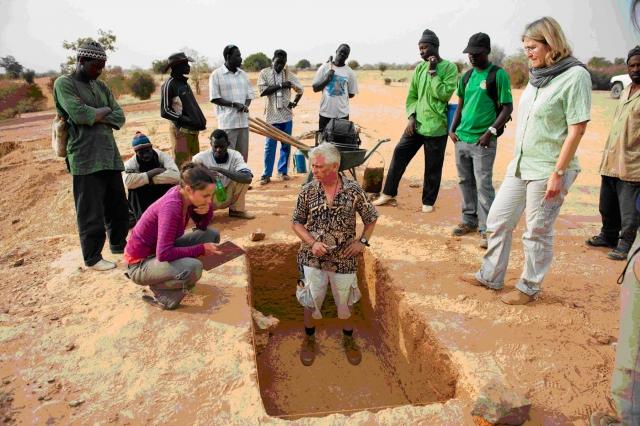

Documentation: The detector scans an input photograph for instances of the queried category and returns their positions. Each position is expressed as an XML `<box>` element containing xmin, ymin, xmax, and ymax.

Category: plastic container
<box><xmin>446</xmin><ymin>103</ymin><xmax>458</xmax><ymax>132</ymax></box>
<box><xmin>293</xmin><ymin>149</ymin><xmax>307</xmax><ymax>174</ymax></box>
<box><xmin>215</xmin><ymin>178</ymin><xmax>227</xmax><ymax>203</ymax></box>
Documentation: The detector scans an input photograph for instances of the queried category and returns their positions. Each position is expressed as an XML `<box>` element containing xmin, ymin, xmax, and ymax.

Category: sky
<box><xmin>0</xmin><ymin>0</ymin><xmax>638</xmax><ymax>73</ymax></box>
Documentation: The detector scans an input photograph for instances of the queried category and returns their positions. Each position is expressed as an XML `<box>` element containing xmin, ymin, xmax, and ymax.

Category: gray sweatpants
<box><xmin>224</xmin><ymin>127</ymin><xmax>249</xmax><ymax>162</ymax></box>
<box><xmin>475</xmin><ymin>171</ymin><xmax>578</xmax><ymax>295</ymax></box>
<box><xmin>612</xmin><ymin>230</ymin><xmax>640</xmax><ymax>423</ymax></box>
<box><xmin>127</xmin><ymin>228</ymin><xmax>220</xmax><ymax>308</ymax></box>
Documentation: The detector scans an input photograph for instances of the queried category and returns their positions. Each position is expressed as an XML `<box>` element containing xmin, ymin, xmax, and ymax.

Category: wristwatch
<box><xmin>488</xmin><ymin>126</ymin><xmax>498</xmax><ymax>136</ymax></box>
<box><xmin>359</xmin><ymin>237</ymin><xmax>370</xmax><ymax>247</ymax></box>
<box><xmin>554</xmin><ymin>168</ymin><xmax>565</xmax><ymax>176</ymax></box>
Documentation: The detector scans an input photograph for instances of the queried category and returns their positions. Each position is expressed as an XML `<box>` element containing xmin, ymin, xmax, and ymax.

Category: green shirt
<box><xmin>53</xmin><ymin>75</ymin><xmax>126</xmax><ymax>175</ymax></box>
<box><xmin>506</xmin><ymin>66</ymin><xmax>591</xmax><ymax>180</ymax></box>
<box><xmin>455</xmin><ymin>65</ymin><xmax>512</xmax><ymax>143</ymax></box>
<box><xmin>406</xmin><ymin>59</ymin><xmax>458</xmax><ymax>137</ymax></box>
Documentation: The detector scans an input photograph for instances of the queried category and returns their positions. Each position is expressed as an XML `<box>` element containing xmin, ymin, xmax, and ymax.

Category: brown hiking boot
<box><xmin>300</xmin><ymin>334</ymin><xmax>316</xmax><ymax>366</ymax></box>
<box><xmin>500</xmin><ymin>289</ymin><xmax>535</xmax><ymax>305</ymax></box>
<box><xmin>342</xmin><ymin>334</ymin><xmax>362</xmax><ymax>366</ymax></box>
<box><xmin>459</xmin><ymin>272</ymin><xmax>485</xmax><ymax>287</ymax></box>
<box><xmin>452</xmin><ymin>222</ymin><xmax>478</xmax><ymax>236</ymax></box>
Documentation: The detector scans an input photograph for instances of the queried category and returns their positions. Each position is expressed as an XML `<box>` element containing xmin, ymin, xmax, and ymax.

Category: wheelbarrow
<box><xmin>301</xmin><ymin>138</ymin><xmax>390</xmax><ymax>183</ymax></box>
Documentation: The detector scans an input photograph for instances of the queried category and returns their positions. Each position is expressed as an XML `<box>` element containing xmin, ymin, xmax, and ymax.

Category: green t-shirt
<box><xmin>455</xmin><ymin>65</ymin><xmax>512</xmax><ymax>143</ymax></box>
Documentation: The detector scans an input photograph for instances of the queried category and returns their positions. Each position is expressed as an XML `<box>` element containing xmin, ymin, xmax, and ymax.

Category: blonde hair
<box><xmin>522</xmin><ymin>17</ymin><xmax>572</xmax><ymax>66</ymax></box>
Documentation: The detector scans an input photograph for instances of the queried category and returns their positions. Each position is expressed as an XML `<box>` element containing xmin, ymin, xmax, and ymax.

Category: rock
<box><xmin>2</xmin><ymin>378</ymin><xmax>12</xmax><ymax>385</ymax></box>
<box><xmin>47</xmin><ymin>378</ymin><xmax>56</xmax><ymax>383</ymax></box>
<box><xmin>471</xmin><ymin>380</ymin><xmax>531</xmax><ymax>425</ymax></box>
<box><xmin>409</xmin><ymin>182</ymin><xmax>421</xmax><ymax>188</ymax></box>
<box><xmin>65</xmin><ymin>343</ymin><xmax>76</xmax><ymax>352</ymax></box>
<box><xmin>69</xmin><ymin>399</ymin><xmax>85</xmax><ymax>407</ymax></box>
<box><xmin>590</xmin><ymin>331</ymin><xmax>616</xmax><ymax>345</ymax></box>
<box><xmin>13</xmin><ymin>258</ymin><xmax>24</xmax><ymax>267</ymax></box>
<box><xmin>457</xmin><ymin>295</ymin><xmax>468</xmax><ymax>302</ymax></box>
<box><xmin>11</xmin><ymin>219</ymin><xmax>19</xmax><ymax>224</ymax></box>
<box><xmin>250</xmin><ymin>230</ymin><xmax>266</xmax><ymax>242</ymax></box>
<box><xmin>252</xmin><ymin>308</ymin><xmax>279</xmax><ymax>331</ymax></box>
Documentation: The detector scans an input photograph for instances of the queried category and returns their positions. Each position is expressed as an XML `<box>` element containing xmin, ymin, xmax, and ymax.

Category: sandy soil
<box><xmin>0</xmin><ymin>72</ymin><xmax>623</xmax><ymax>425</ymax></box>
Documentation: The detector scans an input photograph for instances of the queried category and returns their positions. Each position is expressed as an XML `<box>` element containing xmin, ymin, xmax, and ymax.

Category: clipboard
<box><xmin>200</xmin><ymin>241</ymin><xmax>245</xmax><ymax>271</ymax></box>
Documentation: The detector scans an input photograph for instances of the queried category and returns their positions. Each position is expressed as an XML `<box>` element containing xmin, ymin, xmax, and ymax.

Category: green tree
<box><xmin>128</xmin><ymin>71</ymin><xmax>156</xmax><ymax>100</ymax></box>
<box><xmin>503</xmin><ymin>52</ymin><xmax>529</xmax><ymax>88</ymax></box>
<box><xmin>151</xmin><ymin>59</ymin><xmax>169</xmax><ymax>74</ymax></box>
<box><xmin>295</xmin><ymin>59</ymin><xmax>311</xmax><ymax>69</ymax></box>
<box><xmin>587</xmin><ymin>57</ymin><xmax>612</xmax><ymax>68</ymax></box>
<box><xmin>614</xmin><ymin>57</ymin><xmax>625</xmax><ymax>65</ymax></box>
<box><xmin>378</xmin><ymin>63</ymin><xmax>388</xmax><ymax>75</ymax></box>
<box><xmin>242</xmin><ymin>52</ymin><xmax>271</xmax><ymax>72</ymax></box>
<box><xmin>488</xmin><ymin>45</ymin><xmax>506</xmax><ymax>66</ymax></box>
<box><xmin>21</xmin><ymin>69</ymin><xmax>36</xmax><ymax>84</ymax></box>
<box><xmin>61</xmin><ymin>29</ymin><xmax>117</xmax><ymax>74</ymax></box>
<box><xmin>347</xmin><ymin>60</ymin><xmax>360</xmax><ymax>70</ymax></box>
<box><xmin>180</xmin><ymin>48</ymin><xmax>210</xmax><ymax>95</ymax></box>
<box><xmin>0</xmin><ymin>56</ymin><xmax>24</xmax><ymax>79</ymax></box>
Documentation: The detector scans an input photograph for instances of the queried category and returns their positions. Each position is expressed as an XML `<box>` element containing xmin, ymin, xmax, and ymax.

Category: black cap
<box><xmin>164</xmin><ymin>52</ymin><xmax>194</xmax><ymax>72</ymax></box>
<box><xmin>463</xmin><ymin>33</ymin><xmax>491</xmax><ymax>54</ymax></box>
<box><xmin>419</xmin><ymin>29</ymin><xmax>440</xmax><ymax>47</ymax></box>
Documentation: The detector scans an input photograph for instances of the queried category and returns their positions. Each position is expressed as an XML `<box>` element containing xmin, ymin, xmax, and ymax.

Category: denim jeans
<box><xmin>127</xmin><ymin>229</ymin><xmax>220</xmax><ymax>307</ymax></box>
<box><xmin>599</xmin><ymin>175</ymin><xmax>640</xmax><ymax>252</ymax></box>
<box><xmin>262</xmin><ymin>120</ymin><xmax>292</xmax><ymax>178</ymax></box>
<box><xmin>476</xmin><ymin>171</ymin><xmax>578</xmax><ymax>295</ymax></box>
<box><xmin>455</xmin><ymin>139</ymin><xmax>497</xmax><ymax>232</ymax></box>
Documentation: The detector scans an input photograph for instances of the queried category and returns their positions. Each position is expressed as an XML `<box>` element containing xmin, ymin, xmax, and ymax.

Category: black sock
<box><xmin>343</xmin><ymin>329</ymin><xmax>353</xmax><ymax>337</ymax></box>
<box><xmin>305</xmin><ymin>326</ymin><xmax>316</xmax><ymax>336</ymax></box>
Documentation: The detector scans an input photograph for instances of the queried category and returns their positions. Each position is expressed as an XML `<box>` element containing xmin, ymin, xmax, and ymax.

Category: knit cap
<box><xmin>131</xmin><ymin>131</ymin><xmax>152</xmax><ymax>150</ymax></box>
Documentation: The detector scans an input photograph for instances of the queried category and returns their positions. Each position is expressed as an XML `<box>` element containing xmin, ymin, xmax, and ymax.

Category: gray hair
<box><xmin>308</xmin><ymin>143</ymin><xmax>341</xmax><ymax>167</ymax></box>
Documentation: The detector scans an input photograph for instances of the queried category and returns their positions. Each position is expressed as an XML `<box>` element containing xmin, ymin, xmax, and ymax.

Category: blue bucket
<box><xmin>446</xmin><ymin>103</ymin><xmax>458</xmax><ymax>132</ymax></box>
<box><xmin>293</xmin><ymin>150</ymin><xmax>307</xmax><ymax>174</ymax></box>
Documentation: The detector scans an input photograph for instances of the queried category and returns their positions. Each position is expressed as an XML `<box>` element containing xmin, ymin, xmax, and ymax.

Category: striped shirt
<box><xmin>257</xmin><ymin>67</ymin><xmax>304</xmax><ymax>124</ymax></box>
<box><xmin>209</xmin><ymin>65</ymin><xmax>256</xmax><ymax>130</ymax></box>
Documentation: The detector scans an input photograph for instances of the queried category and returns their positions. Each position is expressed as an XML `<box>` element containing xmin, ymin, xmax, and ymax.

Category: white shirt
<box><xmin>312</xmin><ymin>63</ymin><xmax>358</xmax><ymax>118</ymax></box>
<box><xmin>209</xmin><ymin>65</ymin><xmax>256</xmax><ymax>130</ymax></box>
<box><xmin>257</xmin><ymin>67</ymin><xmax>304</xmax><ymax>124</ymax></box>
<box><xmin>123</xmin><ymin>149</ymin><xmax>180</xmax><ymax>189</ymax></box>
<box><xmin>192</xmin><ymin>148</ymin><xmax>251</xmax><ymax>188</ymax></box>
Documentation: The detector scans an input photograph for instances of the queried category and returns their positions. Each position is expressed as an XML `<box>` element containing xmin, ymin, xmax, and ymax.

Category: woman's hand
<box><xmin>545</xmin><ymin>173</ymin><xmax>564</xmax><ymax>199</ymax></box>
<box><xmin>194</xmin><ymin>203</ymin><xmax>210</xmax><ymax>215</ymax></box>
<box><xmin>311</xmin><ymin>241</ymin><xmax>329</xmax><ymax>257</ymax></box>
<box><xmin>203</xmin><ymin>243</ymin><xmax>222</xmax><ymax>256</ymax></box>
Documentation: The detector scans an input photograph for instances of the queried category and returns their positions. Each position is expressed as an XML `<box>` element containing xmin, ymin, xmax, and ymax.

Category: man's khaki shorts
<box><xmin>296</xmin><ymin>265</ymin><xmax>361</xmax><ymax>320</ymax></box>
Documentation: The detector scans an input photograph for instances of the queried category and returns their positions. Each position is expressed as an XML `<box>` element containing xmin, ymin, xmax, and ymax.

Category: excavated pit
<box><xmin>246</xmin><ymin>243</ymin><xmax>458</xmax><ymax>419</ymax></box>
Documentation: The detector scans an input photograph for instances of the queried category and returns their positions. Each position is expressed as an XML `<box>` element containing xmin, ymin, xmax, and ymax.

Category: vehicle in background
<box><xmin>610</xmin><ymin>74</ymin><xmax>632</xmax><ymax>99</ymax></box>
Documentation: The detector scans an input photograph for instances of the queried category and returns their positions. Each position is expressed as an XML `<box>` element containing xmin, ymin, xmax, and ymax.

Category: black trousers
<box><xmin>599</xmin><ymin>175</ymin><xmax>640</xmax><ymax>251</ymax></box>
<box><xmin>128</xmin><ymin>184</ymin><xmax>174</xmax><ymax>223</ymax></box>
<box><xmin>382</xmin><ymin>133</ymin><xmax>448</xmax><ymax>206</ymax></box>
<box><xmin>318</xmin><ymin>114</ymin><xmax>349</xmax><ymax>132</ymax></box>
<box><xmin>73</xmin><ymin>170</ymin><xmax>129</xmax><ymax>266</ymax></box>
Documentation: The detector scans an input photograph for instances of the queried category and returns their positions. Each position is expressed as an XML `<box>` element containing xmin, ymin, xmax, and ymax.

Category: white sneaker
<box><xmin>422</xmin><ymin>205</ymin><xmax>434</xmax><ymax>213</ymax></box>
<box><xmin>90</xmin><ymin>259</ymin><xmax>116</xmax><ymax>271</ymax></box>
<box><xmin>372</xmin><ymin>194</ymin><xmax>395</xmax><ymax>206</ymax></box>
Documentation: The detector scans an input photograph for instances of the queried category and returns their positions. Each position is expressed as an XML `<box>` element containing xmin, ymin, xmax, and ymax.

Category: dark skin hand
<box><xmin>207</xmin><ymin>137</ymin><xmax>253</xmax><ymax>184</ymax></box>
<box><xmin>312</xmin><ymin>56</ymin><xmax>336</xmax><ymax>92</ymax></box>
<box><xmin>74</xmin><ymin>58</ymin><xmax>112</xmax><ymax>122</ymax></box>
<box><xmin>211</xmin><ymin>47</ymin><xmax>251</xmax><ymax>112</ymax></box>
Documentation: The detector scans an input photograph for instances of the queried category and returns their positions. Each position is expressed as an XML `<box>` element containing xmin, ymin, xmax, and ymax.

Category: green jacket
<box><xmin>54</xmin><ymin>75</ymin><xmax>125</xmax><ymax>175</ymax></box>
<box><xmin>406</xmin><ymin>59</ymin><xmax>458</xmax><ymax>137</ymax></box>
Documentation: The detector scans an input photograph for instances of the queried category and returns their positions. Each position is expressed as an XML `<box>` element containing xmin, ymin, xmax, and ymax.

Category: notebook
<box><xmin>200</xmin><ymin>241</ymin><xmax>246</xmax><ymax>271</ymax></box>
